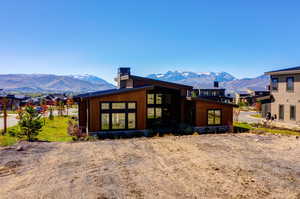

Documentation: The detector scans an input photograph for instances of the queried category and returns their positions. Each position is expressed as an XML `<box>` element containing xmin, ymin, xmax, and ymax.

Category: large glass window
<box><xmin>100</xmin><ymin>102</ymin><xmax>136</xmax><ymax>130</ymax></box>
<box><xmin>271</xmin><ymin>78</ymin><xmax>278</xmax><ymax>91</ymax></box>
<box><xmin>101</xmin><ymin>113</ymin><xmax>109</xmax><ymax>130</ymax></box>
<box><xmin>279</xmin><ymin>105</ymin><xmax>284</xmax><ymax>120</ymax></box>
<box><xmin>208</xmin><ymin>109</ymin><xmax>221</xmax><ymax>125</ymax></box>
<box><xmin>112</xmin><ymin>103</ymin><xmax>126</xmax><ymax>109</ymax></box>
<box><xmin>286</xmin><ymin>77</ymin><xmax>294</xmax><ymax>91</ymax></box>
<box><xmin>290</xmin><ymin>105</ymin><xmax>296</xmax><ymax>120</ymax></box>
<box><xmin>101</xmin><ymin>103</ymin><xmax>110</xmax><ymax>110</ymax></box>
<box><xmin>112</xmin><ymin>113</ymin><xmax>126</xmax><ymax>129</ymax></box>
<box><xmin>128</xmin><ymin>113</ymin><xmax>136</xmax><ymax>129</ymax></box>
<box><xmin>147</xmin><ymin>94</ymin><xmax>154</xmax><ymax>104</ymax></box>
<box><xmin>147</xmin><ymin>108</ymin><xmax>155</xmax><ymax>119</ymax></box>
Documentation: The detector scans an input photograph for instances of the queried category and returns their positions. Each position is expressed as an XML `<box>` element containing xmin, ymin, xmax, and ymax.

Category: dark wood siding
<box><xmin>133</xmin><ymin>78</ymin><xmax>190</xmax><ymax>97</ymax></box>
<box><xmin>78</xmin><ymin>100</ymin><xmax>87</xmax><ymax>132</ymax></box>
<box><xmin>88</xmin><ymin>89</ymin><xmax>147</xmax><ymax>132</ymax></box>
<box><xmin>195</xmin><ymin>100</ymin><xmax>233</xmax><ymax>127</ymax></box>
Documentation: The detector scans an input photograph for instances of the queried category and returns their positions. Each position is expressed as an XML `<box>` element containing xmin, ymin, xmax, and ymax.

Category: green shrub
<box><xmin>17</xmin><ymin>106</ymin><xmax>44</xmax><ymax>141</ymax></box>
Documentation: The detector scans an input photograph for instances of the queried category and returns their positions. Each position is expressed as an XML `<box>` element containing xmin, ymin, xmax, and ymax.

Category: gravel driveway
<box><xmin>0</xmin><ymin>133</ymin><xmax>299</xmax><ymax>199</ymax></box>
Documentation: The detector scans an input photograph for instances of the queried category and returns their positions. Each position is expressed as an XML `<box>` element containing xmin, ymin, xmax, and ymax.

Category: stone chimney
<box><xmin>116</xmin><ymin>67</ymin><xmax>132</xmax><ymax>89</ymax></box>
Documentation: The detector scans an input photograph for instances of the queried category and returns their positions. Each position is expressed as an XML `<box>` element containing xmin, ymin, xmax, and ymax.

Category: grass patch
<box><xmin>37</xmin><ymin>117</ymin><xmax>72</xmax><ymax>142</ymax></box>
<box><xmin>250</xmin><ymin>114</ymin><xmax>262</xmax><ymax>118</ymax></box>
<box><xmin>256</xmin><ymin>127</ymin><xmax>300</xmax><ymax>136</ymax></box>
<box><xmin>0</xmin><ymin>116</ymin><xmax>72</xmax><ymax>146</ymax></box>
<box><xmin>234</xmin><ymin>122</ymin><xmax>253</xmax><ymax>130</ymax></box>
<box><xmin>0</xmin><ymin>134</ymin><xmax>17</xmax><ymax>147</ymax></box>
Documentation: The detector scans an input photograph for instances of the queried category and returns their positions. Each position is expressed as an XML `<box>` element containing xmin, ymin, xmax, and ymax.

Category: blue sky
<box><xmin>1</xmin><ymin>0</ymin><xmax>300</xmax><ymax>83</ymax></box>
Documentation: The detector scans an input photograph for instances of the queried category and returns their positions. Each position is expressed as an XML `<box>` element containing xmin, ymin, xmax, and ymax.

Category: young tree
<box><xmin>17</xmin><ymin>106</ymin><xmax>44</xmax><ymax>141</ymax></box>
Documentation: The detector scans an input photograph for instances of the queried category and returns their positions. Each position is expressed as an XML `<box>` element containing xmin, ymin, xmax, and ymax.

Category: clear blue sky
<box><xmin>1</xmin><ymin>0</ymin><xmax>300</xmax><ymax>83</ymax></box>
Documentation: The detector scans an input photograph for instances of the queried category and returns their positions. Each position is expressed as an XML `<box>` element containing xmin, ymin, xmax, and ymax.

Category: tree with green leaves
<box><xmin>17</xmin><ymin>106</ymin><xmax>44</xmax><ymax>141</ymax></box>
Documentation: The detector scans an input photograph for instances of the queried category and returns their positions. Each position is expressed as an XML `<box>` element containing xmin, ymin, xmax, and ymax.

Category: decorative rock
<box><xmin>16</xmin><ymin>146</ymin><xmax>24</xmax><ymax>151</ymax></box>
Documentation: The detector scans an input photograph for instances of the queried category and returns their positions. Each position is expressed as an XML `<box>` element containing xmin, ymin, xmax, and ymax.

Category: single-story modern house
<box><xmin>74</xmin><ymin>68</ymin><xmax>237</xmax><ymax>135</ymax></box>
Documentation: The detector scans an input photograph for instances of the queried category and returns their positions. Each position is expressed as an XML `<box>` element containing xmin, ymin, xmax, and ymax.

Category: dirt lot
<box><xmin>0</xmin><ymin>133</ymin><xmax>299</xmax><ymax>199</ymax></box>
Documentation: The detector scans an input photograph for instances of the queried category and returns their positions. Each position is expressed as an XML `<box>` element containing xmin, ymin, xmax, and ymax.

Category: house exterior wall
<box><xmin>88</xmin><ymin>89</ymin><xmax>147</xmax><ymax>132</ymax></box>
<box><xmin>195</xmin><ymin>100</ymin><xmax>233</xmax><ymax>127</ymax></box>
<box><xmin>270</xmin><ymin>73</ymin><xmax>300</xmax><ymax>124</ymax></box>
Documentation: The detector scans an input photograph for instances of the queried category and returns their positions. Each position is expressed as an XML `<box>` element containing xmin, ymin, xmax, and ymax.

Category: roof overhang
<box><xmin>265</xmin><ymin>69</ymin><xmax>300</xmax><ymax>75</ymax></box>
<box><xmin>189</xmin><ymin>97</ymin><xmax>238</xmax><ymax>107</ymax></box>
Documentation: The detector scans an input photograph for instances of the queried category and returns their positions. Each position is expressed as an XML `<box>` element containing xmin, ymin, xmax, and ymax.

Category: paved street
<box><xmin>238</xmin><ymin>111</ymin><xmax>264</xmax><ymax>123</ymax></box>
<box><xmin>0</xmin><ymin>108</ymin><xmax>78</xmax><ymax>130</ymax></box>
<box><xmin>0</xmin><ymin>114</ymin><xmax>19</xmax><ymax>130</ymax></box>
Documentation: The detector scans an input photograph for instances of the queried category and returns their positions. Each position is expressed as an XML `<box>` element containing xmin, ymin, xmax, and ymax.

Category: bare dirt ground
<box><xmin>0</xmin><ymin>133</ymin><xmax>299</xmax><ymax>199</ymax></box>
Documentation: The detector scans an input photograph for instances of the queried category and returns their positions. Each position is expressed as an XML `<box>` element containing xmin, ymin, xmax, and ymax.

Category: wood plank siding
<box><xmin>88</xmin><ymin>89</ymin><xmax>147</xmax><ymax>132</ymax></box>
<box><xmin>195</xmin><ymin>100</ymin><xmax>233</xmax><ymax>127</ymax></box>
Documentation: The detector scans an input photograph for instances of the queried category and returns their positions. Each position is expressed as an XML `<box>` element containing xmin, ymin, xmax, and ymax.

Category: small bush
<box><xmin>17</xmin><ymin>106</ymin><xmax>44</xmax><ymax>141</ymax></box>
<box><xmin>67</xmin><ymin>119</ymin><xmax>86</xmax><ymax>141</ymax></box>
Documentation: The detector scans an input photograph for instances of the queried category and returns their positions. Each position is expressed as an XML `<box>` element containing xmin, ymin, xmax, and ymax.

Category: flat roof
<box><xmin>74</xmin><ymin>85</ymin><xmax>154</xmax><ymax>99</ymax></box>
<box><xmin>131</xmin><ymin>75</ymin><xmax>193</xmax><ymax>89</ymax></box>
<box><xmin>265</xmin><ymin>66</ymin><xmax>300</xmax><ymax>75</ymax></box>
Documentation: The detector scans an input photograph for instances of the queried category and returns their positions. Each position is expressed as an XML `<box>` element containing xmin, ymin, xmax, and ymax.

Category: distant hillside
<box><xmin>0</xmin><ymin>74</ymin><xmax>115</xmax><ymax>93</ymax></box>
<box><xmin>147</xmin><ymin>71</ymin><xmax>269</xmax><ymax>93</ymax></box>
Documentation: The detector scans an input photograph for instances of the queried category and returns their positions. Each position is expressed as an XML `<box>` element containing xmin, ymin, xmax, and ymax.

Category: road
<box><xmin>238</xmin><ymin>111</ymin><xmax>264</xmax><ymax>123</ymax></box>
<box><xmin>0</xmin><ymin>108</ymin><xmax>78</xmax><ymax>130</ymax></box>
<box><xmin>0</xmin><ymin>114</ymin><xmax>19</xmax><ymax>130</ymax></box>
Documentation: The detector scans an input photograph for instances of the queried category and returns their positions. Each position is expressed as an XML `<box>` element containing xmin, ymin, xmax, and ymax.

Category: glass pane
<box><xmin>128</xmin><ymin>102</ymin><xmax>136</xmax><ymax>109</ymax></box>
<box><xmin>147</xmin><ymin>108</ymin><xmax>155</xmax><ymax>119</ymax></box>
<box><xmin>112</xmin><ymin>103</ymin><xmax>126</xmax><ymax>109</ymax></box>
<box><xmin>101</xmin><ymin>103</ymin><xmax>110</xmax><ymax>110</ymax></box>
<box><xmin>128</xmin><ymin>113</ymin><xmax>136</xmax><ymax>129</ymax></box>
<box><xmin>215</xmin><ymin>110</ymin><xmax>221</xmax><ymax>125</ymax></box>
<box><xmin>156</xmin><ymin>94</ymin><xmax>162</xmax><ymax>104</ymax></box>
<box><xmin>112</xmin><ymin>113</ymin><xmax>126</xmax><ymax>129</ymax></box>
<box><xmin>287</xmin><ymin>77</ymin><xmax>294</xmax><ymax>90</ymax></box>
<box><xmin>101</xmin><ymin>113</ymin><xmax>109</xmax><ymax>130</ymax></box>
<box><xmin>147</xmin><ymin>94</ymin><xmax>154</xmax><ymax>104</ymax></box>
<box><xmin>155</xmin><ymin>108</ymin><xmax>162</xmax><ymax>118</ymax></box>
<box><xmin>208</xmin><ymin>110</ymin><xmax>215</xmax><ymax>125</ymax></box>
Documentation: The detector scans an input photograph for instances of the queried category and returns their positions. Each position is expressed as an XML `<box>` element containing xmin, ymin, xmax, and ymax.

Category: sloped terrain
<box><xmin>0</xmin><ymin>74</ymin><xmax>115</xmax><ymax>93</ymax></box>
<box><xmin>0</xmin><ymin>133</ymin><xmax>299</xmax><ymax>199</ymax></box>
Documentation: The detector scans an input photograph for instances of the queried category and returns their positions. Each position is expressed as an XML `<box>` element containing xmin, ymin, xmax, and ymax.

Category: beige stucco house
<box><xmin>265</xmin><ymin>66</ymin><xmax>300</xmax><ymax>125</ymax></box>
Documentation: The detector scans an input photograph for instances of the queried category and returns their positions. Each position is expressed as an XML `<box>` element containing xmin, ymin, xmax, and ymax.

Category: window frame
<box><xmin>100</xmin><ymin>101</ymin><xmax>137</xmax><ymax>131</ymax></box>
<box><xmin>207</xmin><ymin>109</ymin><xmax>222</xmax><ymax>126</ymax></box>
<box><xmin>286</xmin><ymin>77</ymin><xmax>294</xmax><ymax>92</ymax></box>
<box><xmin>271</xmin><ymin>77</ymin><xmax>279</xmax><ymax>91</ymax></box>
<box><xmin>290</xmin><ymin>105</ymin><xmax>296</xmax><ymax>121</ymax></box>
<box><xmin>279</xmin><ymin>104</ymin><xmax>284</xmax><ymax>120</ymax></box>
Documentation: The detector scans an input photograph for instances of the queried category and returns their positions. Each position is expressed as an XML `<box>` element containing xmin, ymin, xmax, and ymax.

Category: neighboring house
<box><xmin>265</xmin><ymin>66</ymin><xmax>300</xmax><ymax>124</ymax></box>
<box><xmin>193</xmin><ymin>82</ymin><xmax>233</xmax><ymax>103</ymax></box>
<box><xmin>75</xmin><ymin>68</ymin><xmax>236</xmax><ymax>135</ymax></box>
<box><xmin>0</xmin><ymin>94</ymin><xmax>29</xmax><ymax>111</ymax></box>
<box><xmin>235</xmin><ymin>88</ymin><xmax>270</xmax><ymax>105</ymax></box>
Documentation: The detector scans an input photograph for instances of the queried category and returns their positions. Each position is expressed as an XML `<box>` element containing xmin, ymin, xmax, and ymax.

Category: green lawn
<box><xmin>250</xmin><ymin>114</ymin><xmax>262</xmax><ymax>118</ymax></box>
<box><xmin>37</xmin><ymin>117</ymin><xmax>73</xmax><ymax>142</ymax></box>
<box><xmin>0</xmin><ymin>116</ymin><xmax>72</xmax><ymax>146</ymax></box>
<box><xmin>255</xmin><ymin>127</ymin><xmax>300</xmax><ymax>136</ymax></box>
<box><xmin>233</xmin><ymin>122</ymin><xmax>253</xmax><ymax>130</ymax></box>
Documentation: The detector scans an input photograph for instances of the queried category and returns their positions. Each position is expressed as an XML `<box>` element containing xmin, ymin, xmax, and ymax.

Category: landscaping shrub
<box><xmin>67</xmin><ymin>119</ymin><xmax>86</xmax><ymax>141</ymax></box>
<box><xmin>17</xmin><ymin>106</ymin><xmax>44</xmax><ymax>141</ymax></box>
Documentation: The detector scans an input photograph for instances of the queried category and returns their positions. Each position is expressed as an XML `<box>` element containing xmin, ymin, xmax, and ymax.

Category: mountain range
<box><xmin>0</xmin><ymin>74</ymin><xmax>115</xmax><ymax>93</ymax></box>
<box><xmin>0</xmin><ymin>71</ymin><xmax>269</xmax><ymax>94</ymax></box>
<box><xmin>147</xmin><ymin>71</ymin><xmax>269</xmax><ymax>93</ymax></box>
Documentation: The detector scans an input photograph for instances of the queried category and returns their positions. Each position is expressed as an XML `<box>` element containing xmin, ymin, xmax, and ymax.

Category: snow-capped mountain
<box><xmin>0</xmin><ymin>74</ymin><xmax>115</xmax><ymax>93</ymax></box>
<box><xmin>147</xmin><ymin>70</ymin><xmax>269</xmax><ymax>93</ymax></box>
<box><xmin>147</xmin><ymin>71</ymin><xmax>236</xmax><ymax>83</ymax></box>
<box><xmin>70</xmin><ymin>74</ymin><xmax>112</xmax><ymax>86</ymax></box>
